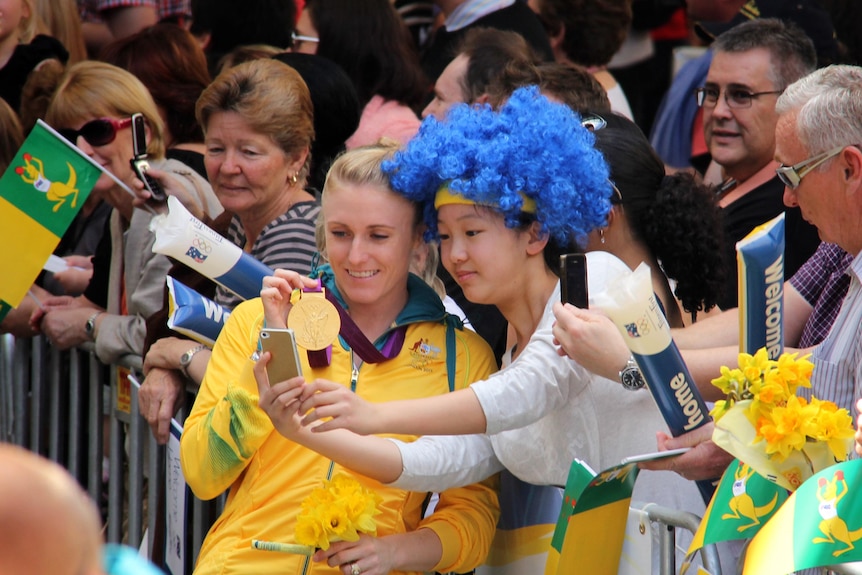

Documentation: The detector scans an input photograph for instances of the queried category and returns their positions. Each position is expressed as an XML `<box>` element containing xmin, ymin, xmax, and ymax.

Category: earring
<box><xmin>599</xmin><ymin>229</ymin><xmax>606</xmax><ymax>244</ymax></box>
<box><xmin>290</xmin><ymin>173</ymin><xmax>298</xmax><ymax>185</ymax></box>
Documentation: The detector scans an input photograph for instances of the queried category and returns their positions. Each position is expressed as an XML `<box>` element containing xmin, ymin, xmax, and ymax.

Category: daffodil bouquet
<box><xmin>710</xmin><ymin>348</ymin><xmax>854</xmax><ymax>491</ymax></box>
<box><xmin>295</xmin><ymin>474</ymin><xmax>383</xmax><ymax>550</ymax></box>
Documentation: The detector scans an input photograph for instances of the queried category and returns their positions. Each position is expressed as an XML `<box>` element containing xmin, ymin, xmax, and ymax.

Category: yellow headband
<box><xmin>434</xmin><ymin>184</ymin><xmax>537</xmax><ymax>213</ymax></box>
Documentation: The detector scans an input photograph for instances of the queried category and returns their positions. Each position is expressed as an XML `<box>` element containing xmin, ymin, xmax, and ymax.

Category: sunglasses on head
<box><xmin>58</xmin><ymin>117</ymin><xmax>133</xmax><ymax>147</ymax></box>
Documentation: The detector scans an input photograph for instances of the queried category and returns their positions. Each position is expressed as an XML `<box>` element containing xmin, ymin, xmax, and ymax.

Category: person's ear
<box><xmin>549</xmin><ymin>22</ymin><xmax>566</xmax><ymax>53</ymax></box>
<box><xmin>474</xmin><ymin>93</ymin><xmax>491</xmax><ymax>106</ymax></box>
<box><xmin>195</xmin><ymin>31</ymin><xmax>211</xmax><ymax>51</ymax></box>
<box><xmin>287</xmin><ymin>148</ymin><xmax>310</xmax><ymax>183</ymax></box>
<box><xmin>525</xmin><ymin>221</ymin><xmax>550</xmax><ymax>256</ymax></box>
<box><xmin>605</xmin><ymin>204</ymin><xmax>619</xmax><ymax>229</ymax></box>
<box><xmin>844</xmin><ymin>145</ymin><xmax>862</xmax><ymax>181</ymax></box>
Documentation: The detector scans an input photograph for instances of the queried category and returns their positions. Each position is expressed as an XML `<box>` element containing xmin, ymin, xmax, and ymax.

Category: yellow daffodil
<box><xmin>713</xmin><ymin>348</ymin><xmax>853</xmax><ymax>466</ymax></box>
<box><xmin>806</xmin><ymin>399</ymin><xmax>855</xmax><ymax>460</ymax></box>
<box><xmin>295</xmin><ymin>474</ymin><xmax>382</xmax><ymax>550</ymax></box>
<box><xmin>754</xmin><ymin>395</ymin><xmax>813</xmax><ymax>460</ymax></box>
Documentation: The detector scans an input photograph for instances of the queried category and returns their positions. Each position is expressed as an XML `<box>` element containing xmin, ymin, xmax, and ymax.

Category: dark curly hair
<box><xmin>591</xmin><ymin>113</ymin><xmax>727</xmax><ymax>316</ymax></box>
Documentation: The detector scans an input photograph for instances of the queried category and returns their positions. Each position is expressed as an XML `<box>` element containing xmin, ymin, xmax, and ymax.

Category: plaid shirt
<box><xmin>789</xmin><ymin>242</ymin><xmax>854</xmax><ymax>348</ymax></box>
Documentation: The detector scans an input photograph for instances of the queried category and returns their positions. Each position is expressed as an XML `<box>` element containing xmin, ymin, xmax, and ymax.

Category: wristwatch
<box><xmin>619</xmin><ymin>356</ymin><xmax>645</xmax><ymax>391</ymax></box>
<box><xmin>84</xmin><ymin>311</ymin><xmax>103</xmax><ymax>340</ymax></box>
<box><xmin>179</xmin><ymin>344</ymin><xmax>208</xmax><ymax>380</ymax></box>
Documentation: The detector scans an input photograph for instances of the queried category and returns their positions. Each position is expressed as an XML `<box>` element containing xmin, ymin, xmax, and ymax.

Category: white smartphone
<box><xmin>259</xmin><ymin>328</ymin><xmax>303</xmax><ymax>384</ymax></box>
<box><xmin>620</xmin><ymin>447</ymin><xmax>692</xmax><ymax>465</ymax></box>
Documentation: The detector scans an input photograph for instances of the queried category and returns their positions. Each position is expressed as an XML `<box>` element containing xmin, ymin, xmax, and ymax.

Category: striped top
<box><xmin>215</xmin><ymin>200</ymin><xmax>321</xmax><ymax>308</ymax></box>
<box><xmin>809</xmin><ymin>250</ymin><xmax>862</xmax><ymax>418</ymax></box>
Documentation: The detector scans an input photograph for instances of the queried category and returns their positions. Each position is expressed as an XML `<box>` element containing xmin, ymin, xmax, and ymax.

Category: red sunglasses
<box><xmin>58</xmin><ymin>117</ymin><xmax>133</xmax><ymax>147</ymax></box>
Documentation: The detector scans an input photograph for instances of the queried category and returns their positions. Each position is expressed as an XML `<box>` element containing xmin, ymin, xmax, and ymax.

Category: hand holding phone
<box><xmin>560</xmin><ymin>253</ymin><xmax>588</xmax><ymax>308</ymax></box>
<box><xmin>129</xmin><ymin>112</ymin><xmax>166</xmax><ymax>202</ymax></box>
<box><xmin>259</xmin><ymin>328</ymin><xmax>303</xmax><ymax>384</ymax></box>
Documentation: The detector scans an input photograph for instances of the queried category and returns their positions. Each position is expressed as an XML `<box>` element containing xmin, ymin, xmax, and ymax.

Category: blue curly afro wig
<box><xmin>383</xmin><ymin>86</ymin><xmax>612</xmax><ymax>245</ymax></box>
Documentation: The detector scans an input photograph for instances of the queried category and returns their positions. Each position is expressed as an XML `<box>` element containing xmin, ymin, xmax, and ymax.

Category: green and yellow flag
<box><xmin>744</xmin><ymin>458</ymin><xmax>862</xmax><ymax>574</ymax></box>
<box><xmin>556</xmin><ymin>462</ymin><xmax>639</xmax><ymax>574</ymax></box>
<box><xmin>0</xmin><ymin>120</ymin><xmax>102</xmax><ymax>307</ymax></box>
<box><xmin>544</xmin><ymin>459</ymin><xmax>596</xmax><ymax>575</ymax></box>
<box><xmin>685</xmin><ymin>459</ymin><xmax>787</xmax><ymax>567</ymax></box>
<box><xmin>0</xmin><ymin>300</ymin><xmax>10</xmax><ymax>323</ymax></box>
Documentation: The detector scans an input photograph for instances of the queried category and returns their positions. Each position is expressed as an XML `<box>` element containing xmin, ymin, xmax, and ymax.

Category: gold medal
<box><xmin>289</xmin><ymin>288</ymin><xmax>341</xmax><ymax>351</ymax></box>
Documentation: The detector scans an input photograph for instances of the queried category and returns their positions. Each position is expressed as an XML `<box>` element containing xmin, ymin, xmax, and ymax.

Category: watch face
<box><xmin>621</xmin><ymin>367</ymin><xmax>644</xmax><ymax>391</ymax></box>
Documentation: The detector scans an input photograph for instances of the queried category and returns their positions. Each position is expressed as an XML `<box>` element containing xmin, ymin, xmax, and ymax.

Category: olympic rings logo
<box><xmin>192</xmin><ymin>237</ymin><xmax>212</xmax><ymax>253</ymax></box>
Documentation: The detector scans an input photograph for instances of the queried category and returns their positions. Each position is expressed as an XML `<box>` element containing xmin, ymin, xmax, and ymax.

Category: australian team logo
<box><xmin>15</xmin><ymin>153</ymin><xmax>80</xmax><ymax>212</ymax></box>
<box><xmin>185</xmin><ymin>236</ymin><xmax>212</xmax><ymax>263</ymax></box>
<box><xmin>813</xmin><ymin>469</ymin><xmax>862</xmax><ymax>557</ymax></box>
<box><xmin>408</xmin><ymin>338</ymin><xmax>440</xmax><ymax>372</ymax></box>
<box><xmin>721</xmin><ymin>463</ymin><xmax>780</xmax><ymax>532</ymax></box>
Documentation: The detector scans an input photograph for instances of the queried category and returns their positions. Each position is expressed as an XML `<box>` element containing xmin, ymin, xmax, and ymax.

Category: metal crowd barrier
<box><xmin>0</xmin><ymin>333</ymin><xmax>221</xmax><ymax>574</ymax></box>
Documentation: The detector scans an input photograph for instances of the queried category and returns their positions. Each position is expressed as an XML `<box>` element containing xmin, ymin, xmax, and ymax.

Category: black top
<box><xmin>83</xmin><ymin>212</ymin><xmax>113</xmax><ymax>309</ymax></box>
<box><xmin>0</xmin><ymin>35</ymin><xmax>68</xmax><ymax>113</ymax></box>
<box><xmin>420</xmin><ymin>2</ymin><xmax>553</xmax><ymax>83</ymax></box>
<box><xmin>718</xmin><ymin>175</ymin><xmax>821</xmax><ymax>310</ymax></box>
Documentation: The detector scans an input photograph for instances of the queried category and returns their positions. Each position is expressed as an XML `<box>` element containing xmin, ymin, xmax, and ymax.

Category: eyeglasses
<box><xmin>694</xmin><ymin>86</ymin><xmax>783</xmax><ymax>109</ymax></box>
<box><xmin>775</xmin><ymin>145</ymin><xmax>847</xmax><ymax>189</ymax></box>
<box><xmin>291</xmin><ymin>31</ymin><xmax>319</xmax><ymax>49</ymax></box>
<box><xmin>58</xmin><ymin>117</ymin><xmax>133</xmax><ymax>147</ymax></box>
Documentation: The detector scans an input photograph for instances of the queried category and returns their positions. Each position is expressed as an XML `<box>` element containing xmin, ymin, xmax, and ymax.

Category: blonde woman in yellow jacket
<box><xmin>180</xmin><ymin>143</ymin><xmax>500</xmax><ymax>575</ymax></box>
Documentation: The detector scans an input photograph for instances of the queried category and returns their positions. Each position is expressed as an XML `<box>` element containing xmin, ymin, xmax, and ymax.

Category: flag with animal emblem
<box><xmin>743</xmin><ymin>458</ymin><xmax>862</xmax><ymax>574</ymax></box>
<box><xmin>556</xmin><ymin>462</ymin><xmax>639</xmax><ymax>574</ymax></box>
<box><xmin>681</xmin><ymin>459</ymin><xmax>787</xmax><ymax>572</ymax></box>
<box><xmin>0</xmin><ymin>120</ymin><xmax>101</xmax><ymax>307</ymax></box>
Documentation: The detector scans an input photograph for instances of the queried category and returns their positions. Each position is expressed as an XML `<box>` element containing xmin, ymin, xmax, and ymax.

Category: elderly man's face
<box><xmin>422</xmin><ymin>54</ymin><xmax>469</xmax><ymax>120</ymax></box>
<box><xmin>776</xmin><ymin>112</ymin><xmax>857</xmax><ymax>251</ymax></box>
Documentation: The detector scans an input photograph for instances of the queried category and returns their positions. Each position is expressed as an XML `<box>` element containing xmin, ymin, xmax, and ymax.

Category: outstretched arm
<box><xmin>254</xmin><ymin>354</ymin><xmax>405</xmax><ymax>483</ymax></box>
<box><xmin>296</xmin><ymin>378</ymin><xmax>488</xmax><ymax>436</ymax></box>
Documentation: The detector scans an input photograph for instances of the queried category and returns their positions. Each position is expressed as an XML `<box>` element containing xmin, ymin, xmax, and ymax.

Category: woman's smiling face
<box><xmin>322</xmin><ymin>181</ymin><xmax>421</xmax><ymax>311</ymax></box>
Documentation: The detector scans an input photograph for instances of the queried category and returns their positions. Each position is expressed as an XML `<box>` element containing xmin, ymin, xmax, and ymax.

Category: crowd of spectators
<box><xmin>2</xmin><ymin>1</ymin><xmax>862</xmax><ymax>573</ymax></box>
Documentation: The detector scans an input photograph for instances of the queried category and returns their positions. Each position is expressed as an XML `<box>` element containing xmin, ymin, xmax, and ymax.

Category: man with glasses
<box><xmin>552</xmin><ymin>65</ymin><xmax>862</xmax><ymax>494</ymax></box>
<box><xmin>775</xmin><ymin>65</ymin><xmax>862</xmax><ymax>417</ymax></box>
<box><xmin>700</xmin><ymin>18</ymin><xmax>821</xmax><ymax>310</ymax></box>
<box><xmin>645</xmin><ymin>64</ymin><xmax>862</xmax><ymax>482</ymax></box>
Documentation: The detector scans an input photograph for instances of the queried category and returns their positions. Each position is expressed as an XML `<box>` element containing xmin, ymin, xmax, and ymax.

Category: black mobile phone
<box><xmin>129</xmin><ymin>112</ymin><xmax>166</xmax><ymax>202</ymax></box>
<box><xmin>560</xmin><ymin>253</ymin><xmax>588</xmax><ymax>308</ymax></box>
<box><xmin>259</xmin><ymin>328</ymin><xmax>303</xmax><ymax>384</ymax></box>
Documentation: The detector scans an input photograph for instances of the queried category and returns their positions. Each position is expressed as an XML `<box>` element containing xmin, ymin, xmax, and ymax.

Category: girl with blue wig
<box><xmin>257</xmin><ymin>87</ymin><xmax>707</xmax><ymax>570</ymax></box>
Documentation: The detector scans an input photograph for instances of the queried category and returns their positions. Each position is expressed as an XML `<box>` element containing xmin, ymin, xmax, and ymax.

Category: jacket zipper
<box><xmin>302</xmin><ymin>360</ymin><xmax>360</xmax><ymax>575</ymax></box>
